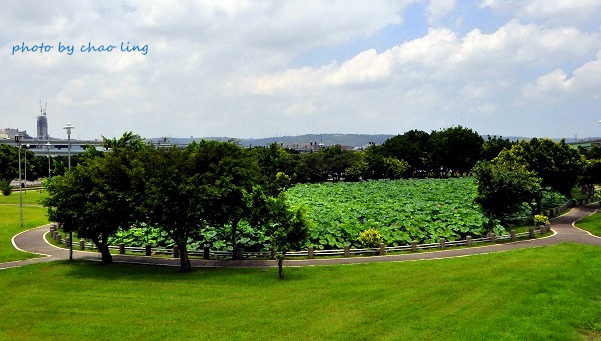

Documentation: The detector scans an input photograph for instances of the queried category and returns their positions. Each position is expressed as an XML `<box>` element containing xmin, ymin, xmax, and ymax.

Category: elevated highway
<box><xmin>0</xmin><ymin>138</ymin><xmax>106</xmax><ymax>157</ymax></box>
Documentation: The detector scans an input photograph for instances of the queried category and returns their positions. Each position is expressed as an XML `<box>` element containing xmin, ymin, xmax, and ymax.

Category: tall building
<box><xmin>37</xmin><ymin>103</ymin><xmax>48</xmax><ymax>139</ymax></box>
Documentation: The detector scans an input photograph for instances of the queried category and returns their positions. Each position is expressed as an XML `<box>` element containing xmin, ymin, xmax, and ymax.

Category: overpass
<box><xmin>0</xmin><ymin>138</ymin><xmax>106</xmax><ymax>157</ymax></box>
<box><xmin>0</xmin><ymin>138</ymin><xmax>180</xmax><ymax>157</ymax></box>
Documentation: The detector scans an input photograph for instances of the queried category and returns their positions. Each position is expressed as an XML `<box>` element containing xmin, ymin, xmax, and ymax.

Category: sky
<box><xmin>1</xmin><ymin>0</ymin><xmax>601</xmax><ymax>140</ymax></box>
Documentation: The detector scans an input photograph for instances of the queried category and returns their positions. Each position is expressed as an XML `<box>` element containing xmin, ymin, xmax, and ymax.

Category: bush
<box><xmin>534</xmin><ymin>214</ymin><xmax>549</xmax><ymax>226</ymax></box>
<box><xmin>0</xmin><ymin>180</ymin><xmax>12</xmax><ymax>196</ymax></box>
<box><xmin>358</xmin><ymin>228</ymin><xmax>383</xmax><ymax>248</ymax></box>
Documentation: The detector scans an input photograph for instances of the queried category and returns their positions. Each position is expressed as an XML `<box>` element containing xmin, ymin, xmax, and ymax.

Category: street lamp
<box><xmin>14</xmin><ymin>134</ymin><xmax>23</xmax><ymax>227</ymax></box>
<box><xmin>63</xmin><ymin>123</ymin><xmax>75</xmax><ymax>260</ymax></box>
<box><xmin>24</xmin><ymin>144</ymin><xmax>29</xmax><ymax>193</ymax></box>
<box><xmin>46</xmin><ymin>142</ymin><xmax>52</xmax><ymax>178</ymax></box>
<box><xmin>63</xmin><ymin>123</ymin><xmax>74</xmax><ymax>170</ymax></box>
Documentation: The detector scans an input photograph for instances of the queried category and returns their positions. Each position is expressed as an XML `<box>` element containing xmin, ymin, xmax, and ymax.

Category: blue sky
<box><xmin>1</xmin><ymin>1</ymin><xmax>600</xmax><ymax>140</ymax></box>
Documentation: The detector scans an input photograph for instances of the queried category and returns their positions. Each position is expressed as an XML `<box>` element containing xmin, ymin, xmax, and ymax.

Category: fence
<box><xmin>48</xmin><ymin>223</ymin><xmax>552</xmax><ymax>261</ymax></box>
<box><xmin>47</xmin><ymin>197</ymin><xmax>594</xmax><ymax>261</ymax></box>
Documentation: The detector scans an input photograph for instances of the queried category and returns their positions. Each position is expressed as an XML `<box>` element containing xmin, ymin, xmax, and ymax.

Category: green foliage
<box><xmin>268</xmin><ymin>201</ymin><xmax>310</xmax><ymax>254</ymax></box>
<box><xmin>533</xmin><ymin>214</ymin><xmax>549</xmax><ymax>226</ymax></box>
<box><xmin>287</xmin><ymin>178</ymin><xmax>488</xmax><ymax>249</ymax></box>
<box><xmin>495</xmin><ymin>138</ymin><xmax>584</xmax><ymax>197</ymax></box>
<box><xmin>108</xmin><ymin>223</ymin><xmax>171</xmax><ymax>247</ymax></box>
<box><xmin>381</xmin><ymin>126</ymin><xmax>483</xmax><ymax>177</ymax></box>
<box><xmin>472</xmin><ymin>160</ymin><xmax>542</xmax><ymax>224</ymax></box>
<box><xmin>0</xmin><ymin>144</ymin><xmax>18</xmax><ymax>181</ymax></box>
<box><xmin>0</xmin><ymin>180</ymin><xmax>11</xmax><ymax>196</ymax></box>
<box><xmin>582</xmin><ymin>158</ymin><xmax>601</xmax><ymax>186</ymax></box>
<box><xmin>429</xmin><ymin>126</ymin><xmax>484</xmax><ymax>176</ymax></box>
<box><xmin>42</xmin><ymin>132</ymin><xmax>142</xmax><ymax>263</ymax></box>
<box><xmin>383</xmin><ymin>157</ymin><xmax>409</xmax><ymax>179</ymax></box>
<box><xmin>381</xmin><ymin>129</ymin><xmax>431</xmax><ymax>177</ymax></box>
<box><xmin>482</xmin><ymin>135</ymin><xmax>515</xmax><ymax>161</ymax></box>
<box><xmin>344</xmin><ymin>152</ymin><xmax>369</xmax><ymax>181</ymax></box>
<box><xmin>358</xmin><ymin>228</ymin><xmax>383</xmax><ymax>248</ymax></box>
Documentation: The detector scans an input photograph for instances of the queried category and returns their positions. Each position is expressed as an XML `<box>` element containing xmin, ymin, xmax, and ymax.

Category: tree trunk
<box><xmin>178</xmin><ymin>243</ymin><xmax>191</xmax><ymax>272</ymax></box>
<box><xmin>277</xmin><ymin>253</ymin><xmax>285</xmax><ymax>280</ymax></box>
<box><xmin>93</xmin><ymin>237</ymin><xmax>113</xmax><ymax>264</ymax></box>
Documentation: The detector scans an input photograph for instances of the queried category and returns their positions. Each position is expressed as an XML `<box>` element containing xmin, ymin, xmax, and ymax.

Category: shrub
<box><xmin>358</xmin><ymin>228</ymin><xmax>383</xmax><ymax>248</ymax></box>
<box><xmin>0</xmin><ymin>180</ymin><xmax>12</xmax><ymax>196</ymax></box>
<box><xmin>534</xmin><ymin>214</ymin><xmax>549</xmax><ymax>226</ymax></box>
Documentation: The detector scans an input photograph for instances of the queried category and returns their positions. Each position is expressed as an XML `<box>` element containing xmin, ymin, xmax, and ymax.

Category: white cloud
<box><xmin>1</xmin><ymin>1</ymin><xmax>601</xmax><ymax>140</ymax></box>
<box><xmin>480</xmin><ymin>0</ymin><xmax>601</xmax><ymax>26</ymax></box>
<box><xmin>255</xmin><ymin>21</ymin><xmax>600</xmax><ymax>91</ymax></box>
<box><xmin>523</xmin><ymin>50</ymin><xmax>601</xmax><ymax>100</ymax></box>
<box><xmin>426</xmin><ymin>0</ymin><xmax>456</xmax><ymax>25</ymax></box>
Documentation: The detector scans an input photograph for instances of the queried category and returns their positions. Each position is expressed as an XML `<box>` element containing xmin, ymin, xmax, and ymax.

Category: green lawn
<box><xmin>0</xmin><ymin>189</ymin><xmax>47</xmax><ymax>205</ymax></box>
<box><xmin>575</xmin><ymin>211</ymin><xmax>601</xmax><ymax>237</ymax></box>
<box><xmin>0</xmin><ymin>191</ymin><xmax>49</xmax><ymax>262</ymax></box>
<box><xmin>2</xmin><ymin>243</ymin><xmax>601</xmax><ymax>340</ymax></box>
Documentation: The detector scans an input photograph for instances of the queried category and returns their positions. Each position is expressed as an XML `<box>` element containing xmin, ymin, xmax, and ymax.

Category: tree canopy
<box><xmin>495</xmin><ymin>138</ymin><xmax>584</xmax><ymax>197</ymax></box>
<box><xmin>472</xmin><ymin>160</ymin><xmax>542</xmax><ymax>226</ymax></box>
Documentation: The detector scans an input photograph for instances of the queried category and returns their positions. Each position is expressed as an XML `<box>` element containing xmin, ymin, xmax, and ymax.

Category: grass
<box><xmin>0</xmin><ymin>189</ymin><xmax>47</xmax><ymax>205</ymax></box>
<box><xmin>0</xmin><ymin>191</ymin><xmax>49</xmax><ymax>262</ymax></box>
<box><xmin>1</xmin><ymin>243</ymin><xmax>601</xmax><ymax>340</ymax></box>
<box><xmin>575</xmin><ymin>211</ymin><xmax>601</xmax><ymax>237</ymax></box>
<box><xmin>571</xmin><ymin>187</ymin><xmax>592</xmax><ymax>201</ymax></box>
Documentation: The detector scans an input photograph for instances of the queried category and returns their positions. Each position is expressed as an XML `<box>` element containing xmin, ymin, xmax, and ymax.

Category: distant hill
<box><xmin>149</xmin><ymin>134</ymin><xmax>599</xmax><ymax>149</ymax></box>
<box><xmin>151</xmin><ymin>134</ymin><xmax>396</xmax><ymax>148</ymax></box>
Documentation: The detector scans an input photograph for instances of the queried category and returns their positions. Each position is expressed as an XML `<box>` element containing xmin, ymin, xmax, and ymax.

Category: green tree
<box><xmin>383</xmin><ymin>157</ymin><xmax>410</xmax><ymax>179</ymax></box>
<box><xmin>42</xmin><ymin>145</ymin><xmax>137</xmax><ymax>263</ymax></box>
<box><xmin>381</xmin><ymin>130</ymin><xmax>431</xmax><ymax>177</ymax></box>
<box><xmin>345</xmin><ymin>150</ymin><xmax>369</xmax><ymax>181</ymax></box>
<box><xmin>429</xmin><ymin>126</ymin><xmax>484</xmax><ymax>177</ymax></box>
<box><xmin>495</xmin><ymin>138</ymin><xmax>584</xmax><ymax>197</ymax></box>
<box><xmin>0</xmin><ymin>144</ymin><xmax>18</xmax><ymax>181</ymax></box>
<box><xmin>472</xmin><ymin>160</ymin><xmax>542</xmax><ymax>227</ymax></box>
<box><xmin>578</xmin><ymin>144</ymin><xmax>601</xmax><ymax>160</ymax></box>
<box><xmin>132</xmin><ymin>145</ymin><xmax>202</xmax><ymax>271</ymax></box>
<box><xmin>482</xmin><ymin>135</ymin><xmax>515</xmax><ymax>161</ymax></box>
<box><xmin>186</xmin><ymin>140</ymin><xmax>261</xmax><ymax>260</ymax></box>
<box><xmin>580</xmin><ymin>159</ymin><xmax>601</xmax><ymax>197</ymax></box>
<box><xmin>250</xmin><ymin>143</ymin><xmax>294</xmax><ymax>194</ymax></box>
<box><xmin>264</xmin><ymin>196</ymin><xmax>310</xmax><ymax>279</ymax></box>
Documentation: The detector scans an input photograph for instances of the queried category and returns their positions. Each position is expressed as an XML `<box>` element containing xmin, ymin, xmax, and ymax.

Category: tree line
<box><xmin>42</xmin><ymin>133</ymin><xmax>308</xmax><ymax>277</ymax></box>
<box><xmin>2</xmin><ymin>126</ymin><xmax>599</xmax><ymax>273</ymax></box>
<box><xmin>0</xmin><ymin>125</ymin><xmax>519</xmax><ymax>189</ymax></box>
<box><xmin>473</xmin><ymin>137</ymin><xmax>589</xmax><ymax>228</ymax></box>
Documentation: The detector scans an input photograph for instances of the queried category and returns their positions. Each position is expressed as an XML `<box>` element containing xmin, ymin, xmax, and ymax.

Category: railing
<box><xmin>47</xmin><ymin>197</ymin><xmax>595</xmax><ymax>261</ymax></box>
<box><xmin>48</xmin><ymin>223</ymin><xmax>552</xmax><ymax>261</ymax></box>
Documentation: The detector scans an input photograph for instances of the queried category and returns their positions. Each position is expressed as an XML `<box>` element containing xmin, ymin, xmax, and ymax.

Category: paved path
<box><xmin>2</xmin><ymin>204</ymin><xmax>600</xmax><ymax>270</ymax></box>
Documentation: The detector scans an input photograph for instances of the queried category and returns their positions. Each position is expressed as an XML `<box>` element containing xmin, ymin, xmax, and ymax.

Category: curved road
<box><xmin>2</xmin><ymin>204</ymin><xmax>601</xmax><ymax>270</ymax></box>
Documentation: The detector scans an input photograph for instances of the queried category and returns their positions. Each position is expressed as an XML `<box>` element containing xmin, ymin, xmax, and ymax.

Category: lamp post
<box><xmin>24</xmin><ymin>144</ymin><xmax>29</xmax><ymax>193</ymax></box>
<box><xmin>14</xmin><ymin>134</ymin><xmax>23</xmax><ymax>227</ymax></box>
<box><xmin>46</xmin><ymin>142</ymin><xmax>51</xmax><ymax>178</ymax></box>
<box><xmin>63</xmin><ymin>123</ymin><xmax>74</xmax><ymax>260</ymax></box>
<box><xmin>64</xmin><ymin>123</ymin><xmax>74</xmax><ymax>170</ymax></box>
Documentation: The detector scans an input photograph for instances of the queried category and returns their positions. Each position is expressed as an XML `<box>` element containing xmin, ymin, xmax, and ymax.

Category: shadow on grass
<box><xmin>59</xmin><ymin>259</ymin><xmax>312</xmax><ymax>284</ymax></box>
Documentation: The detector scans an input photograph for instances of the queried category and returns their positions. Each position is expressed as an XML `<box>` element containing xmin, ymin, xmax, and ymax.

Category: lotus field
<box><xmin>109</xmin><ymin>178</ymin><xmax>567</xmax><ymax>251</ymax></box>
<box><xmin>288</xmin><ymin>178</ymin><xmax>488</xmax><ymax>249</ymax></box>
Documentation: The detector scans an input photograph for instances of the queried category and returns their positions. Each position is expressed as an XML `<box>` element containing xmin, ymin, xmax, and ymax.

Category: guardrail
<box><xmin>48</xmin><ymin>223</ymin><xmax>552</xmax><ymax>261</ymax></box>
<box><xmin>46</xmin><ymin>197</ymin><xmax>595</xmax><ymax>261</ymax></box>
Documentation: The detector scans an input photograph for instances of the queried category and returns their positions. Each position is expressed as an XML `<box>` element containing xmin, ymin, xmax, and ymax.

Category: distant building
<box><xmin>0</xmin><ymin>128</ymin><xmax>32</xmax><ymax>140</ymax></box>
<box><xmin>37</xmin><ymin>113</ymin><xmax>49</xmax><ymax>139</ymax></box>
<box><xmin>284</xmin><ymin>141</ymin><xmax>355</xmax><ymax>153</ymax></box>
<box><xmin>285</xmin><ymin>141</ymin><xmax>324</xmax><ymax>153</ymax></box>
